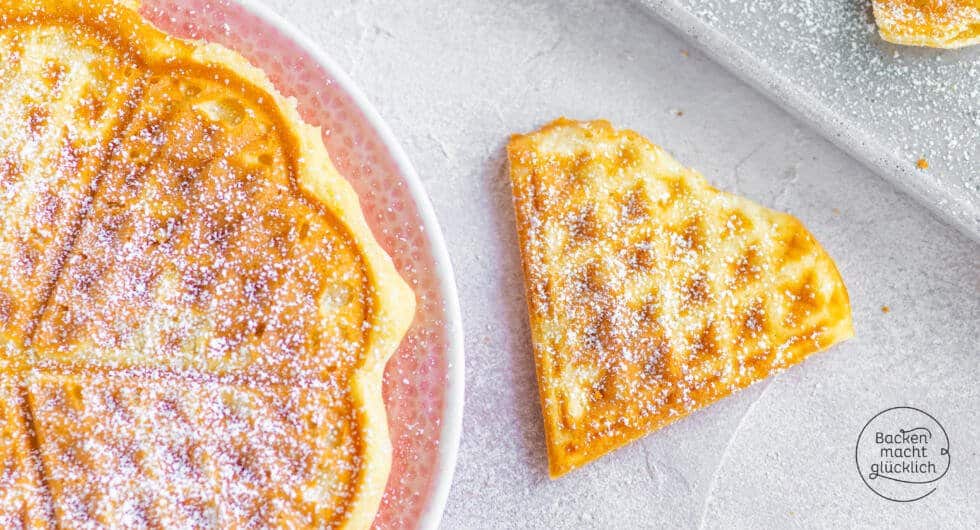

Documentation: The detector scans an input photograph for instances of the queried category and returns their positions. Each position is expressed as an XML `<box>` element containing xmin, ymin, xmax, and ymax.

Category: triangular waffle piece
<box><xmin>0</xmin><ymin>11</ymin><xmax>143</xmax><ymax>353</ymax></box>
<box><xmin>873</xmin><ymin>0</ymin><xmax>980</xmax><ymax>48</ymax></box>
<box><xmin>508</xmin><ymin>119</ymin><xmax>853</xmax><ymax>477</ymax></box>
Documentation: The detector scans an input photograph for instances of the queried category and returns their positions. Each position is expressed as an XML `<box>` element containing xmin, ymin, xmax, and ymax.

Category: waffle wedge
<box><xmin>873</xmin><ymin>0</ymin><xmax>980</xmax><ymax>48</ymax></box>
<box><xmin>508</xmin><ymin>119</ymin><xmax>853</xmax><ymax>477</ymax></box>
<box><xmin>0</xmin><ymin>1</ymin><xmax>414</xmax><ymax>527</ymax></box>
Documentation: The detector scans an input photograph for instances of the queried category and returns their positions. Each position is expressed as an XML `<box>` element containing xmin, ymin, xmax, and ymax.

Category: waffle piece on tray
<box><xmin>873</xmin><ymin>0</ymin><xmax>980</xmax><ymax>48</ymax></box>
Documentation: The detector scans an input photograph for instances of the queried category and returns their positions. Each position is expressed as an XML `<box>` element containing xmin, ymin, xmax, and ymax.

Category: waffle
<box><xmin>508</xmin><ymin>119</ymin><xmax>853</xmax><ymax>477</ymax></box>
<box><xmin>873</xmin><ymin>0</ymin><xmax>980</xmax><ymax>48</ymax></box>
<box><xmin>0</xmin><ymin>1</ymin><xmax>415</xmax><ymax>528</ymax></box>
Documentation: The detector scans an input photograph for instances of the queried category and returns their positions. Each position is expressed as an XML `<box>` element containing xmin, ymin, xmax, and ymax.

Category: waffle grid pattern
<box><xmin>509</xmin><ymin>119</ymin><xmax>853</xmax><ymax>477</ymax></box>
<box><xmin>137</xmin><ymin>1</ymin><xmax>459</xmax><ymax>525</ymax></box>
<box><xmin>0</xmin><ymin>5</ymin><xmax>398</xmax><ymax>528</ymax></box>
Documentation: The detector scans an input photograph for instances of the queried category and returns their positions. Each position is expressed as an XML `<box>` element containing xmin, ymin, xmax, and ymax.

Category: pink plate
<box><xmin>138</xmin><ymin>1</ymin><xmax>464</xmax><ymax>528</ymax></box>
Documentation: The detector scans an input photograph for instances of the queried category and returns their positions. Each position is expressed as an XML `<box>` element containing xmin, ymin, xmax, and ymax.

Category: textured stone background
<box><xmin>263</xmin><ymin>1</ymin><xmax>979</xmax><ymax>527</ymax></box>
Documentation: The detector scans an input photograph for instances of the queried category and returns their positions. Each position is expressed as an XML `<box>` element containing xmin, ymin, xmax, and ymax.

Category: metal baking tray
<box><xmin>637</xmin><ymin>0</ymin><xmax>979</xmax><ymax>239</ymax></box>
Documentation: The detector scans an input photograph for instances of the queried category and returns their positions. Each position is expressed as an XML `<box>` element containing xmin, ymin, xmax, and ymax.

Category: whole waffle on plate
<box><xmin>0</xmin><ymin>1</ymin><xmax>414</xmax><ymax>527</ymax></box>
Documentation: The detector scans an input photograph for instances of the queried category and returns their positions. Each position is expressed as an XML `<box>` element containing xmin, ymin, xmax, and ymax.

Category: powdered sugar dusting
<box><xmin>509</xmin><ymin>119</ymin><xmax>853</xmax><ymax>476</ymax></box>
<box><xmin>135</xmin><ymin>2</ymin><xmax>460</xmax><ymax>527</ymax></box>
<box><xmin>0</xmin><ymin>1</ymin><xmax>439</xmax><ymax>528</ymax></box>
<box><xmin>643</xmin><ymin>0</ymin><xmax>979</xmax><ymax>235</ymax></box>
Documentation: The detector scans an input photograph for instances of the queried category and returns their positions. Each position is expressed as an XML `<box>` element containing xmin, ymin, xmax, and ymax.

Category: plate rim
<box><xmin>226</xmin><ymin>1</ymin><xmax>466</xmax><ymax>527</ymax></box>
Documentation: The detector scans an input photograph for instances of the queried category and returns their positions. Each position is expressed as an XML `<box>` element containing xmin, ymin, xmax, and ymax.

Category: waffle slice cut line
<box><xmin>0</xmin><ymin>1</ymin><xmax>415</xmax><ymax>528</ymax></box>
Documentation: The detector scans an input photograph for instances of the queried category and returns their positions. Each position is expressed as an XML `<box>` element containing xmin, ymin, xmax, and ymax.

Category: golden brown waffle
<box><xmin>0</xmin><ymin>1</ymin><xmax>415</xmax><ymax>527</ymax></box>
<box><xmin>508</xmin><ymin>119</ymin><xmax>853</xmax><ymax>477</ymax></box>
<box><xmin>873</xmin><ymin>0</ymin><xmax>980</xmax><ymax>48</ymax></box>
<box><xmin>0</xmin><ymin>382</ymin><xmax>51</xmax><ymax>528</ymax></box>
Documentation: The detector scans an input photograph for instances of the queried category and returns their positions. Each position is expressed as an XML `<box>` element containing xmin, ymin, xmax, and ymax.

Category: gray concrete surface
<box><xmin>265</xmin><ymin>1</ymin><xmax>979</xmax><ymax>527</ymax></box>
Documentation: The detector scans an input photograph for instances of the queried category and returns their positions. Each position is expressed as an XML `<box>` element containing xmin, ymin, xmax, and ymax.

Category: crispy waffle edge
<box><xmin>198</xmin><ymin>44</ymin><xmax>417</xmax><ymax>530</ymax></box>
<box><xmin>873</xmin><ymin>0</ymin><xmax>980</xmax><ymax>48</ymax></box>
<box><xmin>0</xmin><ymin>0</ymin><xmax>416</xmax><ymax>527</ymax></box>
<box><xmin>508</xmin><ymin>118</ymin><xmax>854</xmax><ymax>478</ymax></box>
